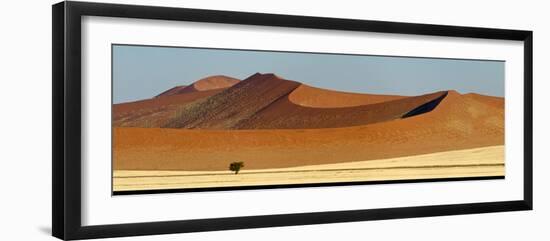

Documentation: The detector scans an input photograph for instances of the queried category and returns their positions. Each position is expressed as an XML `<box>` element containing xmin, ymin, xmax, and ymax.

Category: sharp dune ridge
<box><xmin>114</xmin><ymin>73</ymin><xmax>485</xmax><ymax>130</ymax></box>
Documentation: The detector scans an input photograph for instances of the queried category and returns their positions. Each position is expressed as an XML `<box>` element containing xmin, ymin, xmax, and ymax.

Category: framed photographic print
<box><xmin>52</xmin><ymin>1</ymin><xmax>533</xmax><ymax>240</ymax></box>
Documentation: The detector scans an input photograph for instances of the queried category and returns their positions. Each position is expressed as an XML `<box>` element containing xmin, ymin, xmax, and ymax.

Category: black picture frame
<box><xmin>52</xmin><ymin>1</ymin><xmax>533</xmax><ymax>240</ymax></box>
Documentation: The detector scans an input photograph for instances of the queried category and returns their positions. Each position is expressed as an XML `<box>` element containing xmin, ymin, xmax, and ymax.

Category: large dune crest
<box><xmin>113</xmin><ymin>73</ymin><xmax>503</xmax><ymax>131</ymax></box>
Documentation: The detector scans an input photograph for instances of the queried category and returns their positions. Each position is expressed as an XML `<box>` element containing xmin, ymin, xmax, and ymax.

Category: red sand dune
<box><xmin>155</xmin><ymin>75</ymin><xmax>239</xmax><ymax>97</ymax></box>
<box><xmin>113</xmin><ymin>73</ymin><xmax>488</xmax><ymax>130</ymax></box>
<box><xmin>112</xmin><ymin>73</ymin><xmax>504</xmax><ymax>171</ymax></box>
<box><xmin>113</xmin><ymin>90</ymin><xmax>504</xmax><ymax>170</ymax></box>
<box><xmin>159</xmin><ymin>73</ymin><xmax>447</xmax><ymax>129</ymax></box>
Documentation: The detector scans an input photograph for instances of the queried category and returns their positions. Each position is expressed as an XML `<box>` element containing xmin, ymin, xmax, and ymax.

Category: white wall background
<box><xmin>0</xmin><ymin>0</ymin><xmax>547</xmax><ymax>240</ymax></box>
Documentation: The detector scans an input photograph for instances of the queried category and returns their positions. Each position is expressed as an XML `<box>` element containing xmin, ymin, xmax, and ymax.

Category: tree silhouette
<box><xmin>229</xmin><ymin>161</ymin><xmax>244</xmax><ymax>174</ymax></box>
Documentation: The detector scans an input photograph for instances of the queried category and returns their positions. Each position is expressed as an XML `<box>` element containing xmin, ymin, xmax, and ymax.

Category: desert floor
<box><xmin>113</xmin><ymin>145</ymin><xmax>504</xmax><ymax>192</ymax></box>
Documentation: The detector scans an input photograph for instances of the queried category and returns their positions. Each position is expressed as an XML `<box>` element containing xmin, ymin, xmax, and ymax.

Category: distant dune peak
<box><xmin>156</xmin><ymin>75</ymin><xmax>240</xmax><ymax>97</ymax></box>
<box><xmin>192</xmin><ymin>75</ymin><xmax>240</xmax><ymax>91</ymax></box>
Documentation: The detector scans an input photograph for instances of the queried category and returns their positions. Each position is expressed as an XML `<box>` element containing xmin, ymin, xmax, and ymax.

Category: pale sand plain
<box><xmin>113</xmin><ymin>145</ymin><xmax>504</xmax><ymax>192</ymax></box>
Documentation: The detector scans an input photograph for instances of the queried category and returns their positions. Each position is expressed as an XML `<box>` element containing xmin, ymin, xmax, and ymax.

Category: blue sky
<box><xmin>112</xmin><ymin>44</ymin><xmax>504</xmax><ymax>104</ymax></box>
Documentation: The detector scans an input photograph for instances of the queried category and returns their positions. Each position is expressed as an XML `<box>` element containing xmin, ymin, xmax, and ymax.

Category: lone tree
<box><xmin>229</xmin><ymin>161</ymin><xmax>244</xmax><ymax>174</ymax></box>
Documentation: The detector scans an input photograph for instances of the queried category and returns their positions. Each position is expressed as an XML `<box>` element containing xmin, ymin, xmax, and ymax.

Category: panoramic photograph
<box><xmin>112</xmin><ymin>44</ymin><xmax>505</xmax><ymax>194</ymax></box>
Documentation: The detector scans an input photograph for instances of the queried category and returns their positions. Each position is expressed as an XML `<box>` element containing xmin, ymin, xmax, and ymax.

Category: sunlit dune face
<box><xmin>288</xmin><ymin>84</ymin><xmax>405</xmax><ymax>108</ymax></box>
